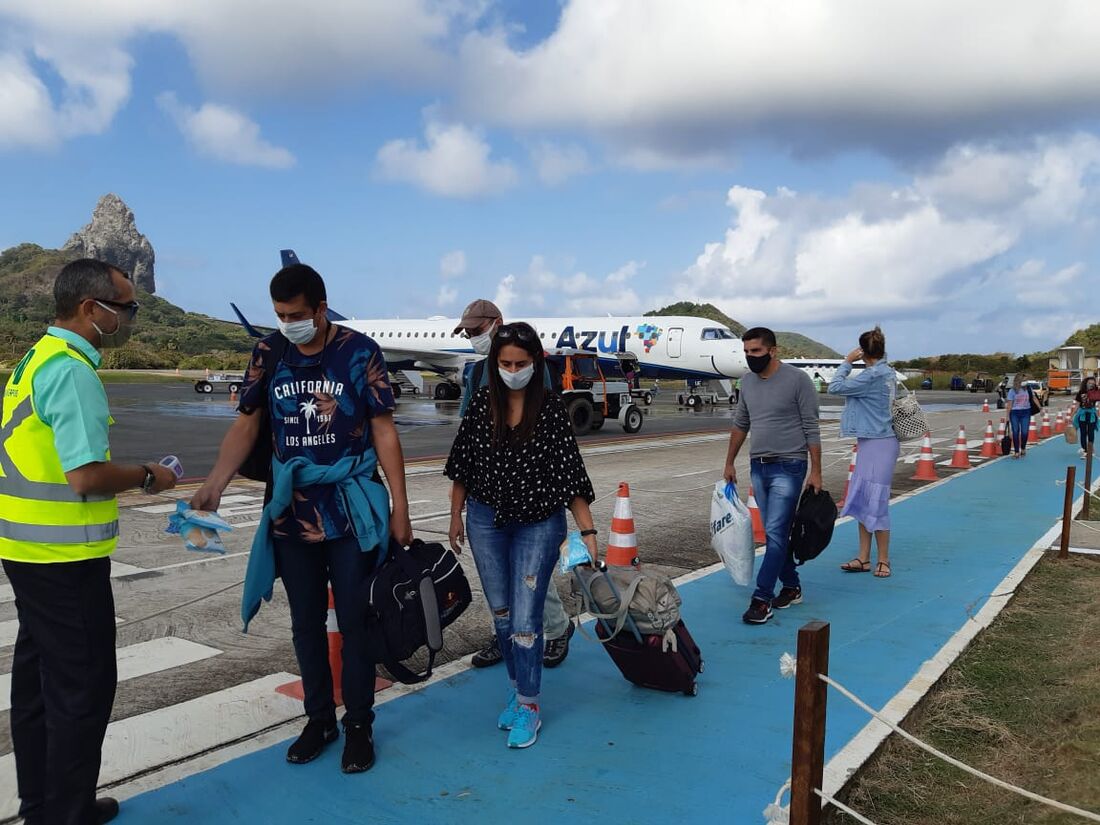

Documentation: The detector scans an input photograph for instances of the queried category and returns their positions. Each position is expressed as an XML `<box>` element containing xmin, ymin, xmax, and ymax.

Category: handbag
<box><xmin>891</xmin><ymin>383</ymin><xmax>928</xmax><ymax>442</ymax></box>
<box><xmin>361</xmin><ymin>539</ymin><xmax>472</xmax><ymax>684</ymax></box>
<box><xmin>1065</xmin><ymin>424</ymin><xmax>1079</xmax><ymax>445</ymax></box>
<box><xmin>238</xmin><ymin>334</ymin><xmax>289</xmax><ymax>485</ymax></box>
<box><xmin>1001</xmin><ymin>422</ymin><xmax>1013</xmax><ymax>455</ymax></box>
<box><xmin>1026</xmin><ymin>387</ymin><xmax>1041</xmax><ymax>417</ymax></box>
<box><xmin>788</xmin><ymin>487</ymin><xmax>838</xmax><ymax>566</ymax></box>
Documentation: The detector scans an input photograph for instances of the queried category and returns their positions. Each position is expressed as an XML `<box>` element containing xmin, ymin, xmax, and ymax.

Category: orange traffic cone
<box><xmin>1054</xmin><ymin>411</ymin><xmax>1066</xmax><ymax>434</ymax></box>
<box><xmin>1028</xmin><ymin>416</ymin><xmax>1038</xmax><ymax>444</ymax></box>
<box><xmin>175</xmin><ymin>366</ymin><xmax>180</xmax><ymax>377</ymax></box>
<box><xmin>1040</xmin><ymin>411</ymin><xmax>1051</xmax><ymax>438</ymax></box>
<box><xmin>606</xmin><ymin>482</ymin><xmax>639</xmax><ymax>567</ymax></box>
<box><xmin>949</xmin><ymin>425</ymin><xmax>970</xmax><ymax>469</ymax></box>
<box><xmin>229</xmin><ymin>388</ymin><xmax>238</xmax><ymax>404</ymax></box>
<box><xmin>276</xmin><ymin>587</ymin><xmax>344</xmax><ymax>705</ymax></box>
<box><xmin>980</xmin><ymin>420</ymin><xmax>998</xmax><ymax>458</ymax></box>
<box><xmin>747</xmin><ymin>483</ymin><xmax>766</xmax><ymax>545</ymax></box>
<box><xmin>982</xmin><ymin>398</ymin><xmax>990</xmax><ymax>413</ymax></box>
<box><xmin>205</xmin><ymin>367</ymin><xmax>210</xmax><ymax>379</ymax></box>
<box><xmin>996</xmin><ymin>418</ymin><xmax>1006</xmax><ymax>443</ymax></box>
<box><xmin>911</xmin><ymin>432</ymin><xmax>939</xmax><ymax>481</ymax></box>
<box><xmin>838</xmin><ymin>443</ymin><xmax>858</xmax><ymax>506</ymax></box>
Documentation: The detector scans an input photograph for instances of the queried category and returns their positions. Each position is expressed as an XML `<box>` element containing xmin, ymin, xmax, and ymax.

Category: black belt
<box><xmin>751</xmin><ymin>455</ymin><xmax>802</xmax><ymax>464</ymax></box>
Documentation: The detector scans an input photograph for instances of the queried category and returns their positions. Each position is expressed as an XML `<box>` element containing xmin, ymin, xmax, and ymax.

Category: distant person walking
<box><xmin>829</xmin><ymin>328</ymin><xmax>899</xmax><ymax>578</ymax></box>
<box><xmin>1074</xmin><ymin>377</ymin><xmax>1100</xmax><ymax>457</ymax></box>
<box><xmin>723</xmin><ymin>327</ymin><xmax>822</xmax><ymax>625</ymax></box>
<box><xmin>1005</xmin><ymin>375</ymin><xmax>1034</xmax><ymax>459</ymax></box>
<box><xmin>454</xmin><ymin>300</ymin><xmax>575</xmax><ymax>670</ymax></box>
<box><xmin>0</xmin><ymin>259</ymin><xmax>177</xmax><ymax>825</ymax></box>
<box><xmin>446</xmin><ymin>322</ymin><xmax>597</xmax><ymax>748</ymax></box>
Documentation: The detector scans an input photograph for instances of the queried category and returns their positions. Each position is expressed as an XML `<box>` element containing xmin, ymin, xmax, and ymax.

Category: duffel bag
<box><xmin>362</xmin><ymin>538</ymin><xmax>472</xmax><ymax>684</ymax></box>
<box><xmin>572</xmin><ymin>562</ymin><xmax>682</xmax><ymax>643</ymax></box>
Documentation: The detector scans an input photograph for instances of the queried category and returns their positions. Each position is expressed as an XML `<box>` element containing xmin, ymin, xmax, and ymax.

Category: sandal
<box><xmin>840</xmin><ymin>558</ymin><xmax>871</xmax><ymax>572</ymax></box>
<box><xmin>874</xmin><ymin>561</ymin><xmax>892</xmax><ymax>578</ymax></box>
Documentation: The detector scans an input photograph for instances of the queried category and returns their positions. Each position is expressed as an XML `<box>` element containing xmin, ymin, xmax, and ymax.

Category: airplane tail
<box><xmin>281</xmin><ymin>248</ymin><xmax>347</xmax><ymax>322</ymax></box>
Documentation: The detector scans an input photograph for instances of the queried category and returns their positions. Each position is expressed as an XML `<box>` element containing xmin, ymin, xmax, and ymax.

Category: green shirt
<box><xmin>32</xmin><ymin>327</ymin><xmax>111</xmax><ymax>473</ymax></box>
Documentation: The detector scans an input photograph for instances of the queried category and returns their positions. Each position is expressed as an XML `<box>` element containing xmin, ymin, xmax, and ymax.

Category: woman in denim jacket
<box><xmin>828</xmin><ymin>327</ymin><xmax>899</xmax><ymax>578</ymax></box>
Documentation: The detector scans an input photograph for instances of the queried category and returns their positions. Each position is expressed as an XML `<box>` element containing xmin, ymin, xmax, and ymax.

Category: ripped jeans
<box><xmin>465</xmin><ymin>499</ymin><xmax>566</xmax><ymax>704</ymax></box>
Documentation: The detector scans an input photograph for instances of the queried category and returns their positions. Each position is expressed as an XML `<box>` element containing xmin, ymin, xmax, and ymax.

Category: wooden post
<box><xmin>1080</xmin><ymin>447</ymin><xmax>1094</xmax><ymax>520</ymax></box>
<box><xmin>1060</xmin><ymin>465</ymin><xmax>1075</xmax><ymax>560</ymax></box>
<box><xmin>790</xmin><ymin>621</ymin><xmax>830</xmax><ymax>825</ymax></box>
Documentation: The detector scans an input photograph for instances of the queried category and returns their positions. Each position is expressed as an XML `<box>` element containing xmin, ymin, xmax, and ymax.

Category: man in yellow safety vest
<box><xmin>0</xmin><ymin>259</ymin><xmax>177</xmax><ymax>825</ymax></box>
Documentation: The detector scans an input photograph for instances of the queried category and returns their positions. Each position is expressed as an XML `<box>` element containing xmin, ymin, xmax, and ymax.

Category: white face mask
<box><xmin>279</xmin><ymin>318</ymin><xmax>317</xmax><ymax>345</ymax></box>
<box><xmin>500</xmin><ymin>363</ymin><xmax>535</xmax><ymax>390</ymax></box>
<box><xmin>470</xmin><ymin>322</ymin><xmax>497</xmax><ymax>356</ymax></box>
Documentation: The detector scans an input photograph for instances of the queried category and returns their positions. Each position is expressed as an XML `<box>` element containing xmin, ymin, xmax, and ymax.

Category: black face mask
<box><xmin>746</xmin><ymin>352</ymin><xmax>772</xmax><ymax>374</ymax></box>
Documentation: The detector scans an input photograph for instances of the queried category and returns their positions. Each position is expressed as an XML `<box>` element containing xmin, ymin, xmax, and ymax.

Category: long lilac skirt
<box><xmin>839</xmin><ymin>436</ymin><xmax>899</xmax><ymax>532</ymax></box>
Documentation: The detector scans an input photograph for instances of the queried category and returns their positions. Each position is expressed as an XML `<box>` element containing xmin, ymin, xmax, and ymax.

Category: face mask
<box><xmin>746</xmin><ymin>352</ymin><xmax>772</xmax><ymax>374</ymax></box>
<box><xmin>279</xmin><ymin>318</ymin><xmax>317</xmax><ymax>345</ymax></box>
<box><xmin>500</xmin><ymin>363</ymin><xmax>535</xmax><ymax>390</ymax></box>
<box><xmin>93</xmin><ymin>301</ymin><xmax>133</xmax><ymax>348</ymax></box>
<box><xmin>470</xmin><ymin>323</ymin><xmax>497</xmax><ymax>356</ymax></box>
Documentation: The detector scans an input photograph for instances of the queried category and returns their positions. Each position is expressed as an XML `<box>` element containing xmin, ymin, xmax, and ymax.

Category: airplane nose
<box><xmin>712</xmin><ymin>347</ymin><xmax>745</xmax><ymax>378</ymax></box>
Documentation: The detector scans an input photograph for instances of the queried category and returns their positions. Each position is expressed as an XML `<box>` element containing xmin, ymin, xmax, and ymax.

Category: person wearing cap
<box><xmin>0</xmin><ymin>259</ymin><xmax>178</xmax><ymax>825</ymax></box>
<box><xmin>452</xmin><ymin>299</ymin><xmax>575</xmax><ymax>669</ymax></box>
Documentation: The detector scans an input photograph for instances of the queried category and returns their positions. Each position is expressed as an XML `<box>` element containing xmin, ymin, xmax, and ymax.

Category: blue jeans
<box><xmin>274</xmin><ymin>536</ymin><xmax>378</xmax><ymax>727</ymax></box>
<box><xmin>465</xmin><ymin>499</ymin><xmax>566</xmax><ymax>704</ymax></box>
<box><xmin>750</xmin><ymin>458</ymin><xmax>806</xmax><ymax>604</ymax></box>
<box><xmin>1009</xmin><ymin>409</ymin><xmax>1030</xmax><ymax>453</ymax></box>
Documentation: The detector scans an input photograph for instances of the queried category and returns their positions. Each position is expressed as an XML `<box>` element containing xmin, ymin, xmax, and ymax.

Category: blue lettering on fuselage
<box><xmin>556</xmin><ymin>325</ymin><xmax>630</xmax><ymax>353</ymax></box>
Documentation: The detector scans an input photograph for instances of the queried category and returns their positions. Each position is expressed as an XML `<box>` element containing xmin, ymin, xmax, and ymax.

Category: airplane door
<box><xmin>668</xmin><ymin>327</ymin><xmax>683</xmax><ymax>358</ymax></box>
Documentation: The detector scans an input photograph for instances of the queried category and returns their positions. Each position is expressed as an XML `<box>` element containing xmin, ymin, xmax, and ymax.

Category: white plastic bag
<box><xmin>710</xmin><ymin>480</ymin><xmax>755</xmax><ymax>586</ymax></box>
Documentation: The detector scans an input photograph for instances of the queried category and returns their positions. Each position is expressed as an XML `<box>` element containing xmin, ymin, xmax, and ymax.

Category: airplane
<box><xmin>230</xmin><ymin>250</ymin><xmax>749</xmax><ymax>401</ymax></box>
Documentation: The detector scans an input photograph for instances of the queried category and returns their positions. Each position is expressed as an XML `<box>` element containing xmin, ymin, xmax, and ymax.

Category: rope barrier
<box><xmin>774</xmin><ymin>655</ymin><xmax>1100</xmax><ymax>823</ymax></box>
<box><xmin>813</xmin><ymin>788</ymin><xmax>878</xmax><ymax>825</ymax></box>
<box><xmin>115</xmin><ymin>579</ymin><xmax>245</xmax><ymax>631</ymax></box>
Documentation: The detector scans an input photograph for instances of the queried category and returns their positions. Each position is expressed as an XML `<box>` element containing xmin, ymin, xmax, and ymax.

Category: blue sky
<box><xmin>2</xmin><ymin>1</ymin><xmax>1099</xmax><ymax>358</ymax></box>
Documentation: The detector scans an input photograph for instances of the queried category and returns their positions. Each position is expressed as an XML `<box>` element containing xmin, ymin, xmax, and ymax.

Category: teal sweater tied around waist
<box><xmin>241</xmin><ymin>450</ymin><xmax>391</xmax><ymax>631</ymax></box>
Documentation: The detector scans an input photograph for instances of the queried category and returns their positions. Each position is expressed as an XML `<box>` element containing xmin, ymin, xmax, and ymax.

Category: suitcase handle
<box><xmin>571</xmin><ymin>566</ymin><xmax>644</xmax><ymax>644</ymax></box>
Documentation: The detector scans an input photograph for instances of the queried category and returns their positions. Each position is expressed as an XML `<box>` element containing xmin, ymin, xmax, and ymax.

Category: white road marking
<box><xmin>671</xmin><ymin>469</ymin><xmax>710</xmax><ymax>478</ymax></box>
<box><xmin>0</xmin><ymin>637</ymin><xmax>222</xmax><ymax>712</ymax></box>
<box><xmin>132</xmin><ymin>494</ymin><xmax>260</xmax><ymax>515</ymax></box>
<box><xmin>0</xmin><ymin>672</ymin><xmax>302</xmax><ymax>821</ymax></box>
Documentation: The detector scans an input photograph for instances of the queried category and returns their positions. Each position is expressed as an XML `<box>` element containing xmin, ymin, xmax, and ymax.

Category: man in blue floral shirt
<box><xmin>193</xmin><ymin>263</ymin><xmax>411</xmax><ymax>774</ymax></box>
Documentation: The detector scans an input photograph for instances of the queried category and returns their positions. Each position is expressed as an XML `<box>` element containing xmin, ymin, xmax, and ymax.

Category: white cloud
<box><xmin>436</xmin><ymin>283</ymin><xmax>459</xmax><ymax>307</ymax></box>
<box><xmin>440</xmin><ymin>249</ymin><xmax>467</xmax><ymax>279</ymax></box>
<box><xmin>530</xmin><ymin>141</ymin><xmax>591</xmax><ymax>185</ymax></box>
<box><xmin>376</xmin><ymin>113</ymin><xmax>517</xmax><ymax>197</ymax></box>
<box><xmin>459</xmin><ymin>1</ymin><xmax>1100</xmax><ymax>162</ymax></box>
<box><xmin>667</xmin><ymin>134</ymin><xmax>1100</xmax><ymax>347</ymax></box>
<box><xmin>493</xmin><ymin>256</ymin><xmax>645</xmax><ymax>316</ymax></box>
<box><xmin>157</xmin><ymin>92</ymin><xmax>295</xmax><ymax>169</ymax></box>
<box><xmin>494</xmin><ymin>274</ymin><xmax>517</xmax><ymax>316</ymax></box>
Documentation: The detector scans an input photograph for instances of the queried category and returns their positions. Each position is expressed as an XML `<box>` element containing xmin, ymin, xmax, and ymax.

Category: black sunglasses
<box><xmin>494</xmin><ymin>324</ymin><xmax>536</xmax><ymax>342</ymax></box>
<box><xmin>97</xmin><ymin>299</ymin><xmax>140</xmax><ymax>321</ymax></box>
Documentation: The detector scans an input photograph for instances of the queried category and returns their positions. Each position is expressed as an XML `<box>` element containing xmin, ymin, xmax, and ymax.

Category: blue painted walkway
<box><xmin>120</xmin><ymin>438</ymin><xmax>1076</xmax><ymax>824</ymax></box>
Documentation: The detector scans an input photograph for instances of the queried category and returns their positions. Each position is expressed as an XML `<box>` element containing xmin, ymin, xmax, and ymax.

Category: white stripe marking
<box><xmin>132</xmin><ymin>494</ymin><xmax>261</xmax><ymax>515</ymax></box>
<box><xmin>608</xmin><ymin>533</ymin><xmax>637</xmax><ymax>547</ymax></box>
<box><xmin>0</xmin><ymin>672</ymin><xmax>302</xmax><ymax>821</ymax></box>
<box><xmin>0</xmin><ymin>637</ymin><xmax>222</xmax><ymax>712</ymax></box>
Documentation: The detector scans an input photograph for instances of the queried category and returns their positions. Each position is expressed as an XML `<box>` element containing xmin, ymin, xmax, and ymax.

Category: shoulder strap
<box><xmin>261</xmin><ymin>334</ymin><xmax>289</xmax><ymax>380</ymax></box>
<box><xmin>472</xmin><ymin>359</ymin><xmax>486</xmax><ymax>389</ymax></box>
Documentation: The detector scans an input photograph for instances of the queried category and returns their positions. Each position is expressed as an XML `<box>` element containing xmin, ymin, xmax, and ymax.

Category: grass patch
<box><xmin>824</xmin><ymin>555</ymin><xmax>1100</xmax><ymax>825</ymax></box>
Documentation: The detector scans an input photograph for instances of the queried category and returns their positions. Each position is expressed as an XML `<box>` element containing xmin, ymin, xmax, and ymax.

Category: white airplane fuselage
<box><xmin>336</xmin><ymin>315</ymin><xmax>747</xmax><ymax>382</ymax></box>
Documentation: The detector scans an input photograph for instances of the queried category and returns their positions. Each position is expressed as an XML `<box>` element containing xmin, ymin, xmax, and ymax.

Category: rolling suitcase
<box><xmin>594</xmin><ymin>618</ymin><xmax>703</xmax><ymax>696</ymax></box>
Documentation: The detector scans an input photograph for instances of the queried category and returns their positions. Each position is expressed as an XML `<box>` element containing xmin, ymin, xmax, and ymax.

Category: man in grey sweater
<box><xmin>723</xmin><ymin>327</ymin><xmax>822</xmax><ymax>624</ymax></box>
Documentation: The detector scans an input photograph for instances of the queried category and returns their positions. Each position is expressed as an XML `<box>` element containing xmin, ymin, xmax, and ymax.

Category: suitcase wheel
<box><xmin>698</xmin><ymin>661</ymin><xmax>705</xmax><ymax>674</ymax></box>
<box><xmin>683</xmin><ymin>682</ymin><xmax>698</xmax><ymax>697</ymax></box>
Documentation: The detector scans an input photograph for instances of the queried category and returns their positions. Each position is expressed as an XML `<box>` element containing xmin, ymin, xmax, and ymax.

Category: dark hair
<box><xmin>859</xmin><ymin>326</ymin><xmax>886</xmax><ymax>359</ymax></box>
<box><xmin>270</xmin><ymin>264</ymin><xmax>326</xmax><ymax>309</ymax></box>
<box><xmin>741</xmin><ymin>326</ymin><xmax>777</xmax><ymax>348</ymax></box>
<box><xmin>486</xmin><ymin>322</ymin><xmax>546</xmax><ymax>447</ymax></box>
<box><xmin>54</xmin><ymin>258</ymin><xmax>130</xmax><ymax>319</ymax></box>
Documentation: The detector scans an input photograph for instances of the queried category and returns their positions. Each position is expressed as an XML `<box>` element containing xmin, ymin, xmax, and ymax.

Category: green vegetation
<box><xmin>1064</xmin><ymin>322</ymin><xmax>1100</xmax><ymax>353</ymax></box>
<box><xmin>645</xmin><ymin>301</ymin><xmax>841</xmax><ymax>357</ymax></box>
<box><xmin>826</xmin><ymin>556</ymin><xmax>1100</xmax><ymax>825</ymax></box>
<box><xmin>0</xmin><ymin>243</ymin><xmax>253</xmax><ymax>370</ymax></box>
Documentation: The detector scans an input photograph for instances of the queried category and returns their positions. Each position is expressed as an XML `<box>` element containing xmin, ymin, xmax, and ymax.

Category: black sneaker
<box><xmin>772</xmin><ymin>587</ymin><xmax>803</xmax><ymax>609</ymax></box>
<box><xmin>543</xmin><ymin>621</ymin><xmax>575</xmax><ymax>668</ymax></box>
<box><xmin>470</xmin><ymin>636</ymin><xmax>504</xmax><ymax>668</ymax></box>
<box><xmin>95</xmin><ymin>798</ymin><xmax>120</xmax><ymax>824</ymax></box>
<box><xmin>286</xmin><ymin>718</ymin><xmax>338</xmax><ymax>764</ymax></box>
<box><xmin>742</xmin><ymin>598</ymin><xmax>773</xmax><ymax>625</ymax></box>
<box><xmin>341</xmin><ymin>723</ymin><xmax>376</xmax><ymax>773</ymax></box>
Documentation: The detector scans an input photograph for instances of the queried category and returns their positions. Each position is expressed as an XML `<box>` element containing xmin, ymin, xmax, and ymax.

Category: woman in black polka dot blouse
<box><xmin>445</xmin><ymin>322</ymin><xmax>597</xmax><ymax>750</ymax></box>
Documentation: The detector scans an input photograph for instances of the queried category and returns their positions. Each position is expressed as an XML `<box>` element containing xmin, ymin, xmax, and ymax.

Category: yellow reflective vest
<box><xmin>0</xmin><ymin>334</ymin><xmax>119</xmax><ymax>562</ymax></box>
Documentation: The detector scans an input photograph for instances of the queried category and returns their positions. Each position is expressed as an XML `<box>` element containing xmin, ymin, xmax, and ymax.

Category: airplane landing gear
<box><xmin>434</xmin><ymin>382</ymin><xmax>462</xmax><ymax>401</ymax></box>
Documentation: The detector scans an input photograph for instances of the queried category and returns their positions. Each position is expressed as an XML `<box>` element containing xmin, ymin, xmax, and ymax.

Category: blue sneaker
<box><xmin>506</xmin><ymin>704</ymin><xmax>541</xmax><ymax>749</ymax></box>
<box><xmin>497</xmin><ymin>690</ymin><xmax>519</xmax><ymax>730</ymax></box>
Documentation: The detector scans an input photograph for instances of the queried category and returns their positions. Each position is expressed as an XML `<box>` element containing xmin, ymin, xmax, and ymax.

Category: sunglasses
<box><xmin>494</xmin><ymin>324</ymin><xmax>537</xmax><ymax>342</ymax></box>
<box><xmin>96</xmin><ymin>299</ymin><xmax>140</xmax><ymax>321</ymax></box>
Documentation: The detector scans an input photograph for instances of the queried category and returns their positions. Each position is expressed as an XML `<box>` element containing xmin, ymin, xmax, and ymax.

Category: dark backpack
<box><xmin>237</xmin><ymin>334</ymin><xmax>289</xmax><ymax>485</ymax></box>
<box><xmin>788</xmin><ymin>487</ymin><xmax>838</xmax><ymax>566</ymax></box>
<box><xmin>362</xmin><ymin>539</ymin><xmax>472</xmax><ymax>684</ymax></box>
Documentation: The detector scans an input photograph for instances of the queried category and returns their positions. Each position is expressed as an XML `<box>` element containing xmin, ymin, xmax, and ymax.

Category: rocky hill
<box><xmin>645</xmin><ymin>301</ymin><xmax>841</xmax><ymax>358</ymax></box>
<box><xmin>64</xmin><ymin>194</ymin><xmax>157</xmax><ymax>293</ymax></box>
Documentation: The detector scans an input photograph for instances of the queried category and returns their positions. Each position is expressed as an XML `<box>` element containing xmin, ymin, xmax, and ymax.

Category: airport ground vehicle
<box><xmin>194</xmin><ymin>374</ymin><xmax>242</xmax><ymax>394</ymax></box>
<box><xmin>548</xmin><ymin>349</ymin><xmax>644</xmax><ymax>435</ymax></box>
<box><xmin>920</xmin><ymin>377</ymin><xmax>933</xmax><ymax>390</ymax></box>
<box><xmin>676</xmin><ymin>378</ymin><xmax>738</xmax><ymax>408</ymax></box>
<box><xmin>1048</xmin><ymin>346</ymin><xmax>1085</xmax><ymax>395</ymax></box>
<box><xmin>949</xmin><ymin>375</ymin><xmax>966</xmax><ymax>391</ymax></box>
<box><xmin>968</xmin><ymin>373</ymin><xmax>996</xmax><ymax>393</ymax></box>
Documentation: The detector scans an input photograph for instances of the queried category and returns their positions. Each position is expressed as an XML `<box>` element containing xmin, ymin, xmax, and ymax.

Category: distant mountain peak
<box><xmin>63</xmin><ymin>193</ymin><xmax>156</xmax><ymax>293</ymax></box>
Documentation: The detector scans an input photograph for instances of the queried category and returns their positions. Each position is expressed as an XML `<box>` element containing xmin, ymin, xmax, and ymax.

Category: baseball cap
<box><xmin>453</xmin><ymin>299</ymin><xmax>502</xmax><ymax>334</ymax></box>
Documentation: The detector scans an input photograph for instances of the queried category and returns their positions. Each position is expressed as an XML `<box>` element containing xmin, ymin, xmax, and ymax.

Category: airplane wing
<box><xmin>230</xmin><ymin>303</ymin><xmax>273</xmax><ymax>338</ymax></box>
